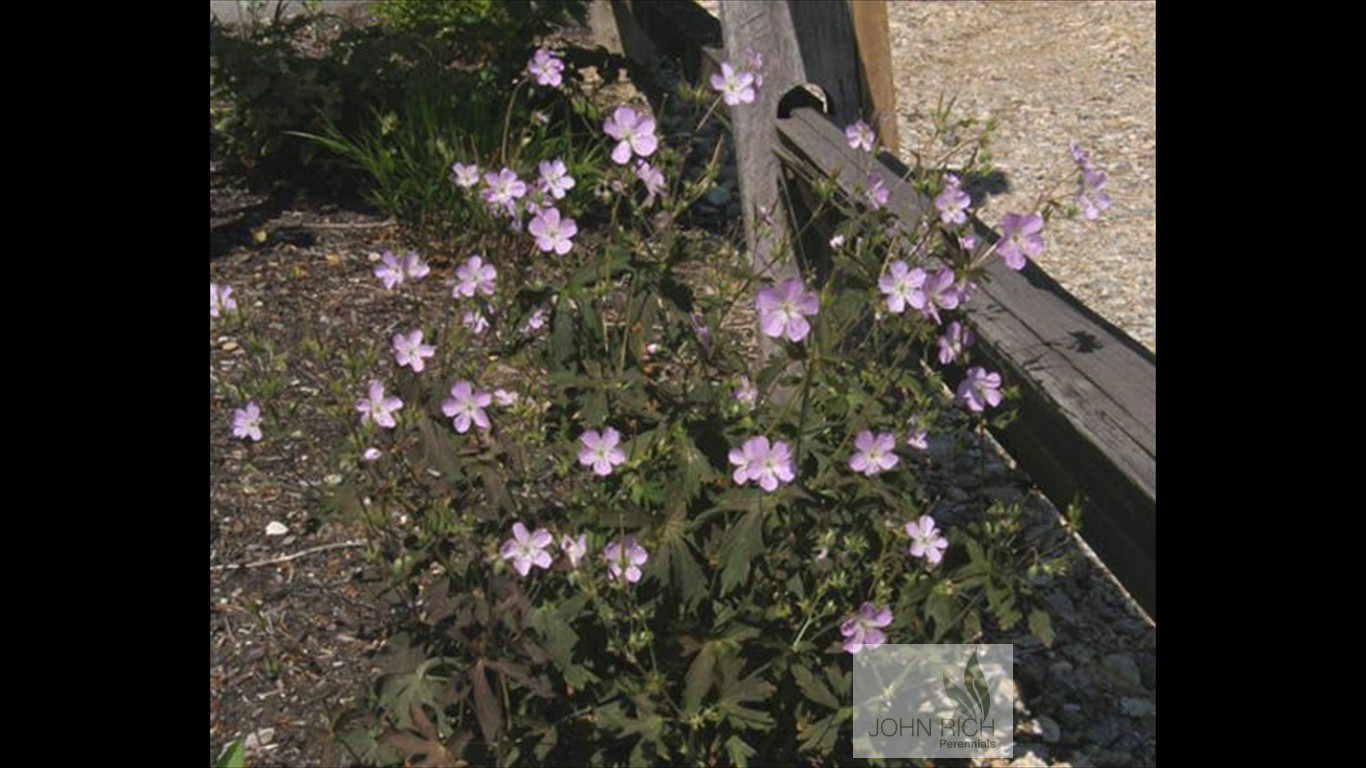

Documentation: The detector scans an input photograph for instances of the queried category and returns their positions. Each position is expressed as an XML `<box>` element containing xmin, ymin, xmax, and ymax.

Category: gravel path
<box><xmin>887</xmin><ymin>1</ymin><xmax>1156</xmax><ymax>352</ymax></box>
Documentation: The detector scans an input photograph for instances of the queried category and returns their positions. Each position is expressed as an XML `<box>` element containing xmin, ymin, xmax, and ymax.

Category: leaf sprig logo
<box><xmin>944</xmin><ymin>650</ymin><xmax>991</xmax><ymax>723</ymax></box>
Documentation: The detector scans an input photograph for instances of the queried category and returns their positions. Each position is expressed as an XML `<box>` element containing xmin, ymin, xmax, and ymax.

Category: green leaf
<box><xmin>718</xmin><ymin>507</ymin><xmax>764</xmax><ymax>597</ymax></box>
<box><xmin>792</xmin><ymin>663</ymin><xmax>839</xmax><ymax>709</ymax></box>
<box><xmin>470</xmin><ymin>661</ymin><xmax>501</xmax><ymax>744</ymax></box>
<box><xmin>715</xmin><ymin>656</ymin><xmax>775</xmax><ymax>731</ymax></box>
<box><xmin>725</xmin><ymin>735</ymin><xmax>756</xmax><ymax>768</ymax></box>
<box><xmin>214</xmin><ymin>740</ymin><xmax>245</xmax><ymax>768</ymax></box>
<box><xmin>682</xmin><ymin>644</ymin><xmax>717</xmax><ymax>715</ymax></box>
<box><xmin>652</xmin><ymin>508</ymin><xmax>707</xmax><ymax>608</ymax></box>
<box><xmin>1028</xmin><ymin>608</ymin><xmax>1055</xmax><ymax>648</ymax></box>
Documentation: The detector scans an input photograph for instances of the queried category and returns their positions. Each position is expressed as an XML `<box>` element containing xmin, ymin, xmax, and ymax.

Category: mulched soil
<box><xmin>210</xmin><ymin>164</ymin><xmax>414</xmax><ymax>765</ymax></box>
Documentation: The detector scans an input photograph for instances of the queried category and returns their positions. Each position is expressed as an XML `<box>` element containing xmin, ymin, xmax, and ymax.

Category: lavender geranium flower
<box><xmin>482</xmin><ymin>168</ymin><xmax>528</xmax><ymax>210</ymax></box>
<box><xmin>756</xmin><ymin>277</ymin><xmax>820</xmax><ymax>343</ymax></box>
<box><xmin>906</xmin><ymin>427</ymin><xmax>929</xmax><ymax>452</ymax></box>
<box><xmin>561</xmin><ymin>533</ymin><xmax>587</xmax><ymax>569</ymax></box>
<box><xmin>710</xmin><ymin>61</ymin><xmax>756</xmax><ymax>106</ymax></box>
<box><xmin>734</xmin><ymin>375</ymin><xmax>758</xmax><ymax>409</ymax></box>
<box><xmin>393</xmin><ymin>329</ymin><xmax>436</xmax><ymax>373</ymax></box>
<box><xmin>522</xmin><ymin>307</ymin><xmax>548</xmax><ymax>334</ymax></box>
<box><xmin>937</xmin><ymin>320</ymin><xmax>975</xmax><ymax>365</ymax></box>
<box><xmin>442</xmin><ymin>381</ymin><xmax>493</xmax><ymax>433</ymax></box>
<box><xmin>829</xmin><ymin>234</ymin><xmax>845</xmax><ymax>249</ymax></box>
<box><xmin>538</xmin><ymin>158</ymin><xmax>576</xmax><ymax>200</ymax></box>
<box><xmin>401</xmin><ymin>252</ymin><xmax>430</xmax><ymax>281</ymax></box>
<box><xmin>579</xmin><ymin>427</ymin><xmax>626</xmax><ymax>476</ymax></box>
<box><xmin>210</xmin><ymin>283</ymin><xmax>237</xmax><ymax>317</ymax></box>
<box><xmin>526</xmin><ymin>48</ymin><xmax>565</xmax><ymax>88</ymax></box>
<box><xmin>914</xmin><ymin>268</ymin><xmax>961</xmax><ymax>325</ymax></box>
<box><xmin>232</xmin><ymin>401</ymin><xmax>262</xmax><ymax>442</ymax></box>
<box><xmin>743</xmin><ymin>46</ymin><xmax>764</xmax><ymax>88</ymax></box>
<box><xmin>846</xmin><ymin>119</ymin><xmax>875</xmax><ymax>152</ymax></box>
<box><xmin>935</xmin><ymin>173</ymin><xmax>971</xmax><ymax>227</ymax></box>
<box><xmin>356</xmin><ymin>380</ymin><xmax>404</xmax><ymax>429</ymax></box>
<box><xmin>451</xmin><ymin>162</ymin><xmax>481</xmax><ymax>189</ymax></box>
<box><xmin>865</xmin><ymin>174</ymin><xmax>889</xmax><ymax>210</ymax></box>
<box><xmin>462</xmin><ymin>309</ymin><xmax>489</xmax><ymax>336</ymax></box>
<box><xmin>728</xmin><ymin>436</ymin><xmax>795</xmax><ymax>492</ymax></box>
<box><xmin>373</xmin><ymin>252</ymin><xmax>406</xmax><ymax>290</ymax></box>
<box><xmin>878</xmin><ymin>260</ymin><xmax>927</xmax><ymax>315</ymax></box>
<box><xmin>635</xmin><ymin>160</ymin><xmax>665</xmax><ymax>202</ymax></box>
<box><xmin>956</xmin><ymin>367</ymin><xmax>1003</xmax><ymax>412</ymax></box>
<box><xmin>493</xmin><ymin>389</ymin><xmax>519</xmax><ymax>407</ymax></box>
<box><xmin>528</xmin><ymin>207</ymin><xmax>578</xmax><ymax>255</ymax></box>
<box><xmin>604</xmin><ymin>535</ymin><xmax>648</xmax><ymax>584</ymax></box>
<box><xmin>362</xmin><ymin>447</ymin><xmax>383</xmax><ymax>462</ymax></box>
<box><xmin>603</xmin><ymin>106</ymin><xmax>658</xmax><ymax>165</ymax></box>
<box><xmin>997</xmin><ymin>213</ymin><xmax>1044</xmax><ymax>271</ymax></box>
<box><xmin>906</xmin><ymin>515</ymin><xmax>949</xmax><ymax>565</ymax></box>
<box><xmin>501</xmin><ymin>522</ymin><xmax>554</xmax><ymax>577</ymax></box>
<box><xmin>454</xmin><ymin>255</ymin><xmax>497</xmax><ymax>298</ymax></box>
<box><xmin>849</xmin><ymin>430</ymin><xmax>899</xmax><ymax>476</ymax></box>
<box><xmin>1069</xmin><ymin>143</ymin><xmax>1111</xmax><ymax>220</ymax></box>
<box><xmin>841</xmin><ymin>602</ymin><xmax>893</xmax><ymax>655</ymax></box>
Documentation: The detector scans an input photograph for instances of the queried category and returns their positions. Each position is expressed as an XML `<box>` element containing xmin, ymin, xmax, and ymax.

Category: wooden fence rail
<box><xmin>603</xmin><ymin>0</ymin><xmax>1156</xmax><ymax>618</ymax></box>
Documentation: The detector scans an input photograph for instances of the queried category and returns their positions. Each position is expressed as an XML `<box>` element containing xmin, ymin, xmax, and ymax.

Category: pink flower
<box><xmin>501</xmin><ymin>522</ymin><xmax>554</xmax><ymax>577</ymax></box>
<box><xmin>849</xmin><ymin>430</ymin><xmax>899</xmax><ymax>476</ymax></box>
<box><xmin>604</xmin><ymin>535</ymin><xmax>648</xmax><ymax>584</ymax></box>
<box><xmin>914</xmin><ymin>268</ymin><xmax>961</xmax><ymax>325</ymax></box>
<box><xmin>493</xmin><ymin>389</ymin><xmax>519</xmax><ymax>407</ymax></box>
<box><xmin>528</xmin><ymin>207</ymin><xmax>578</xmax><ymax>255</ymax></box>
<box><xmin>451</xmin><ymin>162</ymin><xmax>481</xmax><ymax>189</ymax></box>
<box><xmin>845</xmin><ymin>119</ymin><xmax>875</xmax><ymax>152</ymax></box>
<box><xmin>538</xmin><ymin>158</ymin><xmax>575</xmax><ymax>200</ymax></box>
<box><xmin>579</xmin><ymin>427</ymin><xmax>627</xmax><ymax>476</ymax></box>
<box><xmin>710</xmin><ymin>61</ymin><xmax>756</xmax><ymax>106</ymax></box>
<box><xmin>997</xmin><ymin>213</ymin><xmax>1044</xmax><ymax>270</ymax></box>
<box><xmin>393</xmin><ymin>329</ymin><xmax>436</xmax><ymax>373</ymax></box>
<box><xmin>956</xmin><ymin>367</ymin><xmax>1003</xmax><ymax>412</ymax></box>
<box><xmin>374</xmin><ymin>252</ymin><xmax>406</xmax><ymax>290</ymax></box>
<box><xmin>232</xmin><ymin>401</ymin><xmax>262</xmax><ymax>441</ymax></box>
<box><xmin>728</xmin><ymin>436</ymin><xmax>795</xmax><ymax>492</ymax></box>
<box><xmin>441</xmin><ymin>381</ymin><xmax>493</xmax><ymax>433</ymax></box>
<box><xmin>841</xmin><ymin>602</ymin><xmax>892</xmax><ymax>654</ymax></box>
<box><xmin>362</xmin><ymin>447</ymin><xmax>383</xmax><ymax>462</ymax></box>
<box><xmin>462</xmin><ymin>309</ymin><xmax>489</xmax><ymax>336</ymax></box>
<box><xmin>401</xmin><ymin>252</ymin><xmax>430</xmax><ymax>281</ymax></box>
<box><xmin>561</xmin><ymin>533</ymin><xmax>587</xmax><ymax>569</ymax></box>
<box><xmin>635</xmin><ymin>160</ymin><xmax>665</xmax><ymax>202</ymax></box>
<box><xmin>603</xmin><ymin>106</ymin><xmax>658</xmax><ymax>165</ymax></box>
<box><xmin>755</xmin><ymin>277</ymin><xmax>820</xmax><ymax>342</ymax></box>
<box><xmin>734</xmin><ymin>375</ymin><xmax>758</xmax><ymax>409</ymax></box>
<box><xmin>878</xmin><ymin>260</ymin><xmax>927</xmax><ymax>315</ymax></box>
<box><xmin>526</xmin><ymin>48</ymin><xmax>565</xmax><ymax>88</ymax></box>
<box><xmin>482</xmin><ymin>168</ymin><xmax>527</xmax><ymax>210</ymax></box>
<box><xmin>906</xmin><ymin>515</ymin><xmax>948</xmax><ymax>565</ymax></box>
<box><xmin>356</xmin><ymin>380</ymin><xmax>403</xmax><ymax>428</ymax></box>
<box><xmin>865</xmin><ymin>174</ymin><xmax>889</xmax><ymax>210</ymax></box>
<box><xmin>454</xmin><ymin>255</ymin><xmax>497</xmax><ymax>298</ymax></box>
<box><xmin>937</xmin><ymin>321</ymin><xmax>975</xmax><ymax>365</ymax></box>
<box><xmin>210</xmin><ymin>283</ymin><xmax>237</xmax><ymax>317</ymax></box>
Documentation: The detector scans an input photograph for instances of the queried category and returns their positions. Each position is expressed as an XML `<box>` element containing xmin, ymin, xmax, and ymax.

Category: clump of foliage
<box><xmin>213</xmin><ymin>41</ymin><xmax>1110</xmax><ymax>766</ymax></box>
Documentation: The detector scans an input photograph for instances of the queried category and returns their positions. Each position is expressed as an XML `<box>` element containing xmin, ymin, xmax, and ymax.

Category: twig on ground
<box><xmin>211</xmin><ymin>540</ymin><xmax>366</xmax><ymax>572</ymax></box>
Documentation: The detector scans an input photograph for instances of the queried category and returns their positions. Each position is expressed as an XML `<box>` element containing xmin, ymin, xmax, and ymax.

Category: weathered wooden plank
<box><xmin>775</xmin><ymin>107</ymin><xmax>1156</xmax><ymax>617</ymax></box>
<box><xmin>849</xmin><ymin>0</ymin><xmax>900</xmax><ymax>153</ymax></box>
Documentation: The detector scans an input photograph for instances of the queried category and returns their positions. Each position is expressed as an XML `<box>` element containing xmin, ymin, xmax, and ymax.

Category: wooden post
<box><xmin>719</xmin><ymin>1</ymin><xmax>864</xmax><ymax>281</ymax></box>
<box><xmin>849</xmin><ymin>0</ymin><xmax>899</xmax><ymax>154</ymax></box>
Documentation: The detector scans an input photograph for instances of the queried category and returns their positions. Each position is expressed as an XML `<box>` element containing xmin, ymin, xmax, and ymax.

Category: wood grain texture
<box><xmin>849</xmin><ymin>0</ymin><xmax>900</xmax><ymax>153</ymax></box>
